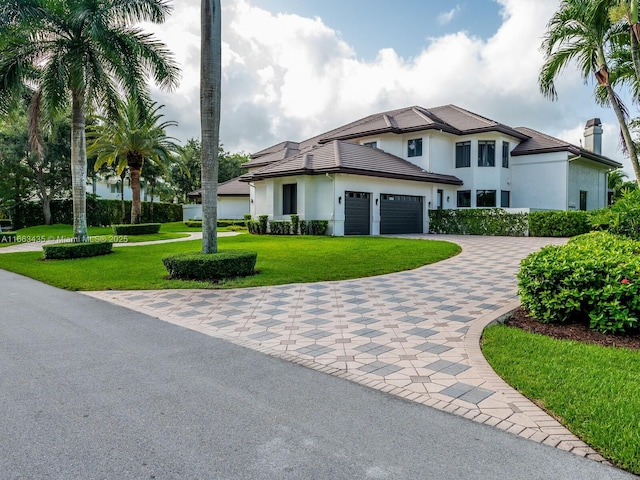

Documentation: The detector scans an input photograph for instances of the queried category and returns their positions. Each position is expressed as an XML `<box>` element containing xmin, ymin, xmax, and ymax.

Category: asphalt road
<box><xmin>0</xmin><ymin>269</ymin><xmax>635</xmax><ymax>480</ymax></box>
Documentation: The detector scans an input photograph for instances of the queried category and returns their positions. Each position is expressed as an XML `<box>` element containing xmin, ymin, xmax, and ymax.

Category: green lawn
<box><xmin>0</xmin><ymin>235</ymin><xmax>460</xmax><ymax>290</ymax></box>
<box><xmin>0</xmin><ymin>224</ymin><xmax>188</xmax><ymax>247</ymax></box>
<box><xmin>482</xmin><ymin>324</ymin><xmax>640</xmax><ymax>475</ymax></box>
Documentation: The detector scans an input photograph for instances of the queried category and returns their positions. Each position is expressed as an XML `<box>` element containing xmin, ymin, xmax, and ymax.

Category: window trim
<box><xmin>478</xmin><ymin>140</ymin><xmax>496</xmax><ymax>167</ymax></box>
<box><xmin>407</xmin><ymin>138</ymin><xmax>423</xmax><ymax>157</ymax></box>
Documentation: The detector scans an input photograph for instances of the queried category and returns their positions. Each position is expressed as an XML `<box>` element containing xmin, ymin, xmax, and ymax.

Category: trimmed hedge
<box><xmin>429</xmin><ymin>209</ymin><xmax>528</xmax><ymax>236</ymax></box>
<box><xmin>0</xmin><ymin>232</ymin><xmax>17</xmax><ymax>243</ymax></box>
<box><xmin>10</xmin><ymin>198</ymin><xmax>182</xmax><ymax>229</ymax></box>
<box><xmin>183</xmin><ymin>220</ymin><xmax>247</xmax><ymax>228</ymax></box>
<box><xmin>518</xmin><ymin>231</ymin><xmax>640</xmax><ymax>334</ymax></box>
<box><xmin>162</xmin><ymin>250</ymin><xmax>257</xmax><ymax>281</ymax></box>
<box><xmin>590</xmin><ymin>189</ymin><xmax>640</xmax><ymax>240</ymax></box>
<box><xmin>528</xmin><ymin>210</ymin><xmax>591</xmax><ymax>237</ymax></box>
<box><xmin>42</xmin><ymin>241</ymin><xmax>113</xmax><ymax>260</ymax></box>
<box><xmin>112</xmin><ymin>223</ymin><xmax>161</xmax><ymax>235</ymax></box>
<box><xmin>247</xmin><ymin>218</ymin><xmax>329</xmax><ymax>236</ymax></box>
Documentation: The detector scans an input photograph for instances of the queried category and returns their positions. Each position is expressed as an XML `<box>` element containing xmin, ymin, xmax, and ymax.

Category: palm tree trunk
<box><xmin>129</xmin><ymin>165</ymin><xmax>142</xmax><ymax>224</ymax></box>
<box><xmin>201</xmin><ymin>0</ymin><xmax>221</xmax><ymax>254</ymax></box>
<box><xmin>71</xmin><ymin>90</ymin><xmax>89</xmax><ymax>242</ymax></box>
<box><xmin>605</xmin><ymin>83</ymin><xmax>640</xmax><ymax>183</ymax></box>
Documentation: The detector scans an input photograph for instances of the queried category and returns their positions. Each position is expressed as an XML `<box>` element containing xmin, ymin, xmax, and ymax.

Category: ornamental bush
<box><xmin>518</xmin><ymin>231</ymin><xmax>640</xmax><ymax>333</ymax></box>
<box><xmin>590</xmin><ymin>189</ymin><xmax>640</xmax><ymax>240</ymax></box>
<box><xmin>528</xmin><ymin>210</ymin><xmax>591</xmax><ymax>237</ymax></box>
<box><xmin>162</xmin><ymin>250</ymin><xmax>257</xmax><ymax>281</ymax></box>
<box><xmin>429</xmin><ymin>209</ymin><xmax>528</xmax><ymax>236</ymax></box>
<box><xmin>42</xmin><ymin>241</ymin><xmax>113</xmax><ymax>260</ymax></box>
<box><xmin>112</xmin><ymin>223</ymin><xmax>161</xmax><ymax>235</ymax></box>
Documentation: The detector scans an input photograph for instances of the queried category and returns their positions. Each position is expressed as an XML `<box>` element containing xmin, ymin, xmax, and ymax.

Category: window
<box><xmin>362</xmin><ymin>141</ymin><xmax>377</xmax><ymax>148</ymax></box>
<box><xmin>437</xmin><ymin>189</ymin><xmax>443</xmax><ymax>210</ymax></box>
<box><xmin>502</xmin><ymin>141</ymin><xmax>510</xmax><ymax>168</ymax></box>
<box><xmin>501</xmin><ymin>190</ymin><xmax>510</xmax><ymax>207</ymax></box>
<box><xmin>455</xmin><ymin>141</ymin><xmax>471</xmax><ymax>168</ymax></box>
<box><xmin>408</xmin><ymin>138</ymin><xmax>422</xmax><ymax>157</ymax></box>
<box><xmin>110</xmin><ymin>183</ymin><xmax>121</xmax><ymax>194</ymax></box>
<box><xmin>579</xmin><ymin>190</ymin><xmax>587</xmax><ymax>211</ymax></box>
<box><xmin>457</xmin><ymin>190</ymin><xmax>471</xmax><ymax>208</ymax></box>
<box><xmin>476</xmin><ymin>190</ymin><xmax>496</xmax><ymax>207</ymax></box>
<box><xmin>478</xmin><ymin>141</ymin><xmax>495</xmax><ymax>167</ymax></box>
<box><xmin>283</xmin><ymin>184</ymin><xmax>297</xmax><ymax>215</ymax></box>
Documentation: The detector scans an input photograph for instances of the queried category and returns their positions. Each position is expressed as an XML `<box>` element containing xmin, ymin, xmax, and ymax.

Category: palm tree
<box><xmin>201</xmin><ymin>0</ymin><xmax>222</xmax><ymax>254</ymax></box>
<box><xmin>539</xmin><ymin>0</ymin><xmax>640</xmax><ymax>185</ymax></box>
<box><xmin>0</xmin><ymin>0</ymin><xmax>179</xmax><ymax>241</ymax></box>
<box><xmin>88</xmin><ymin>99</ymin><xmax>180</xmax><ymax>224</ymax></box>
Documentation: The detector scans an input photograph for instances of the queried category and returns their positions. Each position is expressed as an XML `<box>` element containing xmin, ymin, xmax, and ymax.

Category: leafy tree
<box><xmin>219</xmin><ymin>149</ymin><xmax>249</xmax><ymax>183</ymax></box>
<box><xmin>171</xmin><ymin>138</ymin><xmax>202</xmax><ymax>202</ymax></box>
<box><xmin>201</xmin><ymin>0</ymin><xmax>222</xmax><ymax>254</ymax></box>
<box><xmin>0</xmin><ymin>0</ymin><xmax>179</xmax><ymax>240</ymax></box>
<box><xmin>88</xmin><ymin>99</ymin><xmax>180</xmax><ymax>224</ymax></box>
<box><xmin>540</xmin><ymin>0</ymin><xmax>640</xmax><ymax>185</ymax></box>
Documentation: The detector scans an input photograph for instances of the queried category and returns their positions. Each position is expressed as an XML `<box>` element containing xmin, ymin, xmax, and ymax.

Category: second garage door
<box><xmin>380</xmin><ymin>194</ymin><xmax>423</xmax><ymax>234</ymax></box>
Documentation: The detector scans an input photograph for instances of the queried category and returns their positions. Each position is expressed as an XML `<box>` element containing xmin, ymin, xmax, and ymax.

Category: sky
<box><xmin>142</xmin><ymin>0</ymin><xmax>635</xmax><ymax>176</ymax></box>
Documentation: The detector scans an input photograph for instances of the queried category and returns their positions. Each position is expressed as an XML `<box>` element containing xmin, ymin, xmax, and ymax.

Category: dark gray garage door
<box><xmin>344</xmin><ymin>191</ymin><xmax>371</xmax><ymax>235</ymax></box>
<box><xmin>380</xmin><ymin>194</ymin><xmax>423</xmax><ymax>234</ymax></box>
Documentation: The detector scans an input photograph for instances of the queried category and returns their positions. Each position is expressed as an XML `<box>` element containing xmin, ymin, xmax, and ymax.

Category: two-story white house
<box><xmin>241</xmin><ymin>105</ymin><xmax>621</xmax><ymax>236</ymax></box>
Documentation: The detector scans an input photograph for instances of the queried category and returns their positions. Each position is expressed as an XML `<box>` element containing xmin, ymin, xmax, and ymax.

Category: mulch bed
<box><xmin>505</xmin><ymin>308</ymin><xmax>640</xmax><ymax>350</ymax></box>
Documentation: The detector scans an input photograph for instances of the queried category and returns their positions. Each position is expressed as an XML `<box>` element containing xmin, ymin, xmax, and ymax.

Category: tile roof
<box><xmin>187</xmin><ymin>176</ymin><xmax>250</xmax><ymax>198</ymax></box>
<box><xmin>241</xmin><ymin>141</ymin><xmax>463</xmax><ymax>186</ymax></box>
<box><xmin>512</xmin><ymin>127</ymin><xmax>622</xmax><ymax>168</ymax></box>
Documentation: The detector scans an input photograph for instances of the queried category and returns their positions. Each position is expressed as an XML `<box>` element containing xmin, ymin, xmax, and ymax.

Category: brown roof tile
<box><xmin>187</xmin><ymin>176</ymin><xmax>250</xmax><ymax>198</ymax></box>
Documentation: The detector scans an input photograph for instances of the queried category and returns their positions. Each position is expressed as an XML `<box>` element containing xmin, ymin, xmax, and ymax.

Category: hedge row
<box><xmin>184</xmin><ymin>220</ymin><xmax>247</xmax><ymax>228</ymax></box>
<box><xmin>112</xmin><ymin>223</ymin><xmax>161</xmax><ymax>235</ymax></box>
<box><xmin>518</xmin><ymin>231</ymin><xmax>640</xmax><ymax>334</ymax></box>
<box><xmin>162</xmin><ymin>250</ymin><xmax>257</xmax><ymax>281</ymax></box>
<box><xmin>246</xmin><ymin>215</ymin><xmax>329</xmax><ymax>236</ymax></box>
<box><xmin>42</xmin><ymin>241</ymin><xmax>113</xmax><ymax>260</ymax></box>
<box><xmin>10</xmin><ymin>198</ymin><xmax>182</xmax><ymax>229</ymax></box>
<box><xmin>429</xmin><ymin>209</ymin><xmax>529</xmax><ymax>236</ymax></box>
<box><xmin>528</xmin><ymin>211</ymin><xmax>591</xmax><ymax>237</ymax></box>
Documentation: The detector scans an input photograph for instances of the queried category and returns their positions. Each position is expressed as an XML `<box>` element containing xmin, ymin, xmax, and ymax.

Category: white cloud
<box><xmin>437</xmin><ymin>5</ymin><xmax>461</xmax><ymax>25</ymax></box>
<box><xmin>140</xmin><ymin>0</ymin><xmax>629</xmax><ymax>171</ymax></box>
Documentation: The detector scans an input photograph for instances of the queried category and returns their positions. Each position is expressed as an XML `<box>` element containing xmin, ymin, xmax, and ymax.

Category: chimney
<box><xmin>584</xmin><ymin>118</ymin><xmax>602</xmax><ymax>155</ymax></box>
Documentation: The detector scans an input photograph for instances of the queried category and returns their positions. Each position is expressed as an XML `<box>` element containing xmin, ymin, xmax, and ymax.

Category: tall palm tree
<box><xmin>88</xmin><ymin>99</ymin><xmax>180</xmax><ymax>224</ymax></box>
<box><xmin>201</xmin><ymin>0</ymin><xmax>222</xmax><ymax>254</ymax></box>
<box><xmin>539</xmin><ymin>0</ymin><xmax>640</xmax><ymax>185</ymax></box>
<box><xmin>0</xmin><ymin>0</ymin><xmax>179</xmax><ymax>241</ymax></box>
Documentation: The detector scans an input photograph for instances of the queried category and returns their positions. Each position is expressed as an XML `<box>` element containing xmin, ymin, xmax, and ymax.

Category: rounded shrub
<box><xmin>162</xmin><ymin>250</ymin><xmax>258</xmax><ymax>281</ymax></box>
<box><xmin>42</xmin><ymin>241</ymin><xmax>113</xmax><ymax>260</ymax></box>
<box><xmin>590</xmin><ymin>189</ymin><xmax>640</xmax><ymax>240</ymax></box>
<box><xmin>112</xmin><ymin>223</ymin><xmax>161</xmax><ymax>235</ymax></box>
<box><xmin>518</xmin><ymin>231</ymin><xmax>640</xmax><ymax>334</ymax></box>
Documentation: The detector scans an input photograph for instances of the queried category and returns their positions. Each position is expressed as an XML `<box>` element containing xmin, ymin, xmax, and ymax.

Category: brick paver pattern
<box><xmin>82</xmin><ymin>234</ymin><xmax>607</xmax><ymax>463</ymax></box>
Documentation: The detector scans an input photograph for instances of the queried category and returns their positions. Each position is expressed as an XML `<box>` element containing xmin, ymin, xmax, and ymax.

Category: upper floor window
<box><xmin>476</xmin><ymin>190</ymin><xmax>496</xmax><ymax>207</ymax></box>
<box><xmin>502</xmin><ymin>141</ymin><xmax>510</xmax><ymax>168</ymax></box>
<box><xmin>408</xmin><ymin>138</ymin><xmax>422</xmax><ymax>157</ymax></box>
<box><xmin>283</xmin><ymin>184</ymin><xmax>297</xmax><ymax>215</ymax></box>
<box><xmin>478</xmin><ymin>141</ymin><xmax>495</xmax><ymax>167</ymax></box>
<box><xmin>455</xmin><ymin>141</ymin><xmax>471</xmax><ymax>168</ymax></box>
<box><xmin>362</xmin><ymin>141</ymin><xmax>377</xmax><ymax>148</ymax></box>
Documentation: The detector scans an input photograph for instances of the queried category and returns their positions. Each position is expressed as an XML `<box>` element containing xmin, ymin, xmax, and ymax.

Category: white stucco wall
<box><xmin>567</xmin><ymin>159</ymin><xmax>608</xmax><ymax>210</ymax></box>
<box><xmin>510</xmin><ymin>152</ymin><xmax>568</xmax><ymax>210</ymax></box>
<box><xmin>182</xmin><ymin>196</ymin><xmax>250</xmax><ymax>221</ymax></box>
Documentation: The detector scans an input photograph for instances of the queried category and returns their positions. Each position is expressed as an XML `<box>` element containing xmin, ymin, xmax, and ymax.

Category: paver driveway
<box><xmin>84</xmin><ymin>234</ymin><xmax>606</xmax><ymax>463</ymax></box>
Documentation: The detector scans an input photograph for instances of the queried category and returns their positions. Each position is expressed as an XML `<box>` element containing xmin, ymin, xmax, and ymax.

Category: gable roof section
<box><xmin>241</xmin><ymin>141</ymin><xmax>463</xmax><ymax>186</ymax></box>
<box><xmin>512</xmin><ymin>127</ymin><xmax>622</xmax><ymax>168</ymax></box>
<box><xmin>187</xmin><ymin>176</ymin><xmax>250</xmax><ymax>198</ymax></box>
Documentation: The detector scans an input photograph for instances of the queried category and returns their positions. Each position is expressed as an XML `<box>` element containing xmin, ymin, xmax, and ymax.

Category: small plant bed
<box><xmin>482</xmin><ymin>318</ymin><xmax>640</xmax><ymax>475</ymax></box>
<box><xmin>163</xmin><ymin>250</ymin><xmax>257</xmax><ymax>281</ymax></box>
<box><xmin>42</xmin><ymin>241</ymin><xmax>113</xmax><ymax>260</ymax></box>
<box><xmin>112</xmin><ymin>223</ymin><xmax>161</xmax><ymax>235</ymax></box>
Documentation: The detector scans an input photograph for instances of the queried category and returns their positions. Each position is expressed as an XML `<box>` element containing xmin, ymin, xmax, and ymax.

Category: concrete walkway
<box><xmin>83</xmin><ymin>234</ymin><xmax>611</xmax><ymax>464</ymax></box>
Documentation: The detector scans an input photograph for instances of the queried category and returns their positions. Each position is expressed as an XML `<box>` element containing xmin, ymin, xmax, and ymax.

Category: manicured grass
<box><xmin>0</xmin><ymin>224</ymin><xmax>187</xmax><ymax>247</ymax></box>
<box><xmin>0</xmin><ymin>235</ymin><xmax>460</xmax><ymax>290</ymax></box>
<box><xmin>482</xmin><ymin>324</ymin><xmax>640</xmax><ymax>474</ymax></box>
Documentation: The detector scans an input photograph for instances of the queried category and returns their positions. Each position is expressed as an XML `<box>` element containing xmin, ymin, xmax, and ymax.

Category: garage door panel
<box><xmin>380</xmin><ymin>194</ymin><xmax>423</xmax><ymax>234</ymax></box>
<box><xmin>345</xmin><ymin>191</ymin><xmax>370</xmax><ymax>235</ymax></box>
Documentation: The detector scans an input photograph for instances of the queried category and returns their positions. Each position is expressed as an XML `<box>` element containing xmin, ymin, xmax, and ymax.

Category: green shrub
<box><xmin>308</xmin><ymin>220</ymin><xmax>328</xmax><ymax>235</ymax></box>
<box><xmin>42</xmin><ymin>241</ymin><xmax>113</xmax><ymax>260</ymax></box>
<box><xmin>227</xmin><ymin>225</ymin><xmax>246</xmax><ymax>232</ymax></box>
<box><xmin>268</xmin><ymin>220</ymin><xmax>292</xmax><ymax>235</ymax></box>
<box><xmin>529</xmin><ymin>210</ymin><xmax>592</xmax><ymax>237</ymax></box>
<box><xmin>258</xmin><ymin>215</ymin><xmax>269</xmax><ymax>234</ymax></box>
<box><xmin>184</xmin><ymin>221</ymin><xmax>203</xmax><ymax>228</ymax></box>
<box><xmin>290</xmin><ymin>215</ymin><xmax>299</xmax><ymax>234</ymax></box>
<box><xmin>518</xmin><ymin>231</ymin><xmax>640</xmax><ymax>334</ymax></box>
<box><xmin>243</xmin><ymin>213</ymin><xmax>252</xmax><ymax>226</ymax></box>
<box><xmin>429</xmin><ymin>209</ymin><xmax>528</xmax><ymax>236</ymax></box>
<box><xmin>0</xmin><ymin>232</ymin><xmax>17</xmax><ymax>243</ymax></box>
<box><xmin>112</xmin><ymin>223</ymin><xmax>161</xmax><ymax>235</ymax></box>
<box><xmin>247</xmin><ymin>220</ymin><xmax>260</xmax><ymax>234</ymax></box>
<box><xmin>590</xmin><ymin>189</ymin><xmax>640</xmax><ymax>240</ymax></box>
<box><xmin>162</xmin><ymin>250</ymin><xmax>258</xmax><ymax>281</ymax></box>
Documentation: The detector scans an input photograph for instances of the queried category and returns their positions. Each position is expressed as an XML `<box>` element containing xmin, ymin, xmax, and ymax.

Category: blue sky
<box><xmin>249</xmin><ymin>0</ymin><xmax>504</xmax><ymax>60</ymax></box>
<box><xmin>143</xmin><ymin>0</ymin><xmax>634</xmax><ymax>176</ymax></box>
